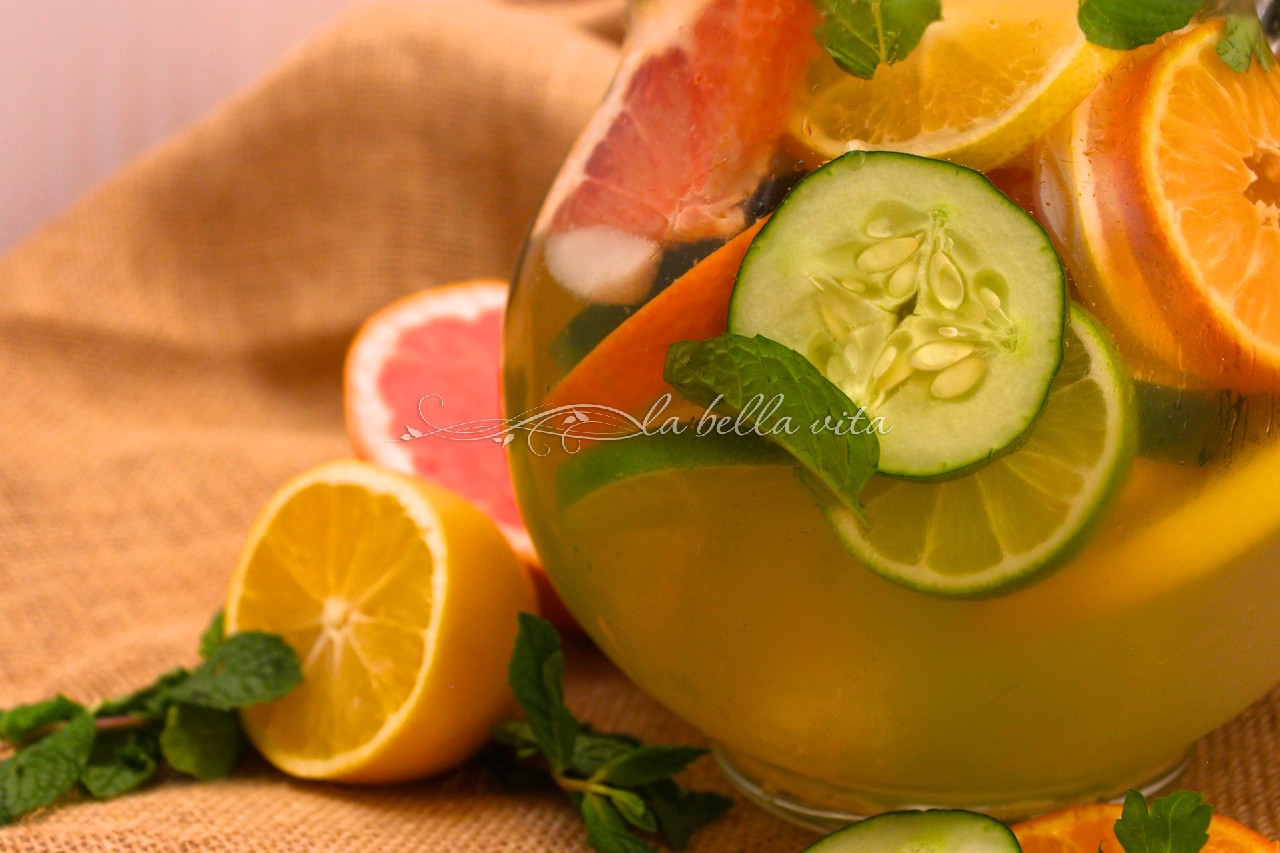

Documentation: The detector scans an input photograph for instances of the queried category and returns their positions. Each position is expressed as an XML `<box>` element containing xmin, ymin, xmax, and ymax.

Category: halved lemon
<box><xmin>791</xmin><ymin>0</ymin><xmax>1122</xmax><ymax>171</ymax></box>
<box><xmin>225</xmin><ymin>459</ymin><xmax>536</xmax><ymax>782</ymax></box>
<box><xmin>827</xmin><ymin>305</ymin><xmax>1136</xmax><ymax>597</ymax></box>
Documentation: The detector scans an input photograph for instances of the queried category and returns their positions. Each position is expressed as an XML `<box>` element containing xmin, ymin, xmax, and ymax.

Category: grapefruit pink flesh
<box><xmin>344</xmin><ymin>281</ymin><xmax>577</xmax><ymax>632</ymax></box>
<box><xmin>538</xmin><ymin>0</ymin><xmax>816</xmax><ymax>303</ymax></box>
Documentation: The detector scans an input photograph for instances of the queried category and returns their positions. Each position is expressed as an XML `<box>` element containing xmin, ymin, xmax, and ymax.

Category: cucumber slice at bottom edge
<box><xmin>802</xmin><ymin>809</ymin><xmax>1021</xmax><ymax>853</ymax></box>
<box><xmin>729</xmin><ymin>150</ymin><xmax>1066</xmax><ymax>480</ymax></box>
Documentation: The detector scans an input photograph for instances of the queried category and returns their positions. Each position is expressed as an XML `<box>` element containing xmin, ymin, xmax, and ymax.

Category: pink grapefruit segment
<box><xmin>545</xmin><ymin>0</ymin><xmax>819</xmax><ymax>246</ymax></box>
<box><xmin>344</xmin><ymin>280</ymin><xmax>577</xmax><ymax>633</ymax></box>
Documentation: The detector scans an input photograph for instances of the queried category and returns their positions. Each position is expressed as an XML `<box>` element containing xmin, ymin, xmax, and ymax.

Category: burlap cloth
<box><xmin>0</xmin><ymin>1</ymin><xmax>1277</xmax><ymax>849</ymax></box>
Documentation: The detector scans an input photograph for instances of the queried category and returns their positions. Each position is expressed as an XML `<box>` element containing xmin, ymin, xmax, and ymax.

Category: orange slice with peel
<box><xmin>1013</xmin><ymin>801</ymin><xmax>1280</xmax><ymax>853</ymax></box>
<box><xmin>226</xmin><ymin>460</ymin><xmax>536</xmax><ymax>782</ymax></box>
<box><xmin>1106</xmin><ymin>21</ymin><xmax>1280</xmax><ymax>390</ymax></box>
<box><xmin>1031</xmin><ymin>45</ymin><xmax>1196</xmax><ymax>384</ymax></box>
<box><xmin>791</xmin><ymin>0</ymin><xmax>1123</xmax><ymax>171</ymax></box>
<box><xmin>545</xmin><ymin>218</ymin><xmax>765</xmax><ymax>420</ymax></box>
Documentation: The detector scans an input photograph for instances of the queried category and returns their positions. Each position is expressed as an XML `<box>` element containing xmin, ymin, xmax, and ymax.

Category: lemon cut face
<box><xmin>792</xmin><ymin>0</ymin><xmax>1122</xmax><ymax>170</ymax></box>
<box><xmin>226</xmin><ymin>460</ymin><xmax>536</xmax><ymax>783</ymax></box>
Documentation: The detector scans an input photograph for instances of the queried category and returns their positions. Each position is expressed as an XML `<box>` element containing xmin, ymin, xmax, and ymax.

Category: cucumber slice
<box><xmin>828</xmin><ymin>304</ymin><xmax>1135</xmax><ymax>598</ymax></box>
<box><xmin>802</xmin><ymin>809</ymin><xmax>1021</xmax><ymax>853</ymax></box>
<box><xmin>729</xmin><ymin>151</ymin><xmax>1066</xmax><ymax>479</ymax></box>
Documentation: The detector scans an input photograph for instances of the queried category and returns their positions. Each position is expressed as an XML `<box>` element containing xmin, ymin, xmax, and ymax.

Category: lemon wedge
<box><xmin>791</xmin><ymin>0</ymin><xmax>1122</xmax><ymax>170</ymax></box>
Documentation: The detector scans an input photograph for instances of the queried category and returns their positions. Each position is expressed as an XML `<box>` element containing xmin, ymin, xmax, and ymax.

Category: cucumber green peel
<box><xmin>802</xmin><ymin>808</ymin><xmax>1021</xmax><ymax>853</ymax></box>
<box><xmin>730</xmin><ymin>151</ymin><xmax>1066</xmax><ymax>480</ymax></box>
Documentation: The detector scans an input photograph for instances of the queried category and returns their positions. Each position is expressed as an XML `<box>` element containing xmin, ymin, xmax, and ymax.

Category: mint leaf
<box><xmin>0</xmin><ymin>696</ymin><xmax>84</xmax><ymax>746</ymax></box>
<box><xmin>80</xmin><ymin>730</ymin><xmax>159</xmax><ymax>799</ymax></box>
<box><xmin>1077</xmin><ymin>0</ymin><xmax>1201</xmax><ymax>50</ymax></box>
<box><xmin>0</xmin><ymin>712</ymin><xmax>94</xmax><ymax>825</ymax></box>
<box><xmin>581</xmin><ymin>792</ymin><xmax>658</xmax><ymax>853</ymax></box>
<box><xmin>163</xmin><ymin>632</ymin><xmax>301</xmax><ymax>710</ymax></box>
<box><xmin>571</xmin><ymin>729</ymin><xmax>642</xmax><ymax>777</ymax></box>
<box><xmin>664</xmin><ymin>334</ymin><xmax>879</xmax><ymax>521</ymax></box>
<box><xmin>597</xmin><ymin>745</ymin><xmax>707</xmax><ymax>788</ymax></box>
<box><xmin>159</xmin><ymin>704</ymin><xmax>244</xmax><ymax>781</ymax></box>
<box><xmin>604</xmin><ymin>787</ymin><xmax>658</xmax><ymax>833</ymax></box>
<box><xmin>93</xmin><ymin>669</ymin><xmax>189</xmax><ymax>720</ymax></box>
<box><xmin>809</xmin><ymin>0</ymin><xmax>942</xmax><ymax>79</ymax></box>
<box><xmin>199</xmin><ymin>610</ymin><xmax>227</xmax><ymax>660</ymax></box>
<box><xmin>1113</xmin><ymin>789</ymin><xmax>1213</xmax><ymax>853</ymax></box>
<box><xmin>1218</xmin><ymin>12</ymin><xmax>1277</xmax><ymax>72</ymax></box>
<box><xmin>507</xmin><ymin>612</ymin><xmax>579</xmax><ymax>774</ymax></box>
<box><xmin>641</xmin><ymin>779</ymin><xmax>734</xmax><ymax>851</ymax></box>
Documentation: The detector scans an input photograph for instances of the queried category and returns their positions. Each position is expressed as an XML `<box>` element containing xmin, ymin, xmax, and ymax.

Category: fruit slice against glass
<box><xmin>789</xmin><ymin>0</ymin><xmax>1122</xmax><ymax>170</ymax></box>
<box><xmin>1035</xmin><ymin>20</ymin><xmax>1280</xmax><ymax>391</ymax></box>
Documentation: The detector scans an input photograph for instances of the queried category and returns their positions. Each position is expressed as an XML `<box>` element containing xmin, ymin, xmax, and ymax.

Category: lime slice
<box><xmin>827</xmin><ymin>304</ymin><xmax>1136</xmax><ymax>597</ymax></box>
<box><xmin>557</xmin><ymin>430</ymin><xmax>790</xmax><ymax>509</ymax></box>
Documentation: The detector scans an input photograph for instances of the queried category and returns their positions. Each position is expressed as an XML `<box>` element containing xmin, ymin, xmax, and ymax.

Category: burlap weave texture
<box><xmin>0</xmin><ymin>1</ymin><xmax>1277</xmax><ymax>849</ymax></box>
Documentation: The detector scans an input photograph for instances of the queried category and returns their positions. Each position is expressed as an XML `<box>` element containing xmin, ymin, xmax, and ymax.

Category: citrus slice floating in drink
<box><xmin>1104</xmin><ymin>20</ymin><xmax>1280</xmax><ymax>390</ymax></box>
<box><xmin>791</xmin><ymin>0</ymin><xmax>1122</xmax><ymax>171</ymax></box>
<box><xmin>1013</xmin><ymin>802</ymin><xmax>1280</xmax><ymax>853</ymax></box>
<box><xmin>827</xmin><ymin>305</ymin><xmax>1136</xmax><ymax>597</ymax></box>
<box><xmin>538</xmin><ymin>0</ymin><xmax>818</xmax><ymax>303</ymax></box>
<box><xmin>556</xmin><ymin>430</ymin><xmax>790</xmax><ymax>510</ymax></box>
<box><xmin>226</xmin><ymin>459</ymin><xmax>536</xmax><ymax>782</ymax></box>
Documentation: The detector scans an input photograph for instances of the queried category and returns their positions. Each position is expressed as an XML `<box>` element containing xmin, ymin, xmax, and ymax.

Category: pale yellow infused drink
<box><xmin>505</xmin><ymin>0</ymin><xmax>1280</xmax><ymax>825</ymax></box>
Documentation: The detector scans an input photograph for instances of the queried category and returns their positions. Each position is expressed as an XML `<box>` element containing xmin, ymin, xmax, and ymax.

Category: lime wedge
<box><xmin>827</xmin><ymin>304</ymin><xmax>1136</xmax><ymax>597</ymax></box>
<box><xmin>557</xmin><ymin>430</ymin><xmax>790</xmax><ymax>509</ymax></box>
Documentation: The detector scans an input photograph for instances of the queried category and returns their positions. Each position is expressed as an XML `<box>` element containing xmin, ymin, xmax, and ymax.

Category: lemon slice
<box><xmin>827</xmin><ymin>305</ymin><xmax>1136</xmax><ymax>597</ymax></box>
<box><xmin>225</xmin><ymin>459</ymin><xmax>536</xmax><ymax>782</ymax></box>
<box><xmin>791</xmin><ymin>0</ymin><xmax>1122</xmax><ymax>171</ymax></box>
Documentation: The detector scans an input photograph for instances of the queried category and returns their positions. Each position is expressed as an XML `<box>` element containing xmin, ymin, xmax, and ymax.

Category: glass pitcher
<box><xmin>505</xmin><ymin>0</ymin><xmax>1280</xmax><ymax>828</ymax></box>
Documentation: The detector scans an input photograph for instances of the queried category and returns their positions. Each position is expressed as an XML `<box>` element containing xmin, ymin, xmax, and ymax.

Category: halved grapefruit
<box><xmin>344</xmin><ymin>280</ymin><xmax>577</xmax><ymax>632</ymax></box>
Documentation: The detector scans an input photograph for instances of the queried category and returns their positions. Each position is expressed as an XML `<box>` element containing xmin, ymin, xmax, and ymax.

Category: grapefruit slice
<box><xmin>1013</xmin><ymin>801</ymin><xmax>1280</xmax><ymax>853</ymax></box>
<box><xmin>344</xmin><ymin>280</ymin><xmax>576</xmax><ymax>632</ymax></box>
<box><xmin>537</xmin><ymin>0</ymin><xmax>818</xmax><ymax>303</ymax></box>
<box><xmin>1104</xmin><ymin>20</ymin><xmax>1280</xmax><ymax>390</ymax></box>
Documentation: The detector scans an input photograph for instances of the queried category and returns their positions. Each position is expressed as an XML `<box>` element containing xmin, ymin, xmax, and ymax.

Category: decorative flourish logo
<box><xmin>393</xmin><ymin>393</ymin><xmax>890</xmax><ymax>456</ymax></box>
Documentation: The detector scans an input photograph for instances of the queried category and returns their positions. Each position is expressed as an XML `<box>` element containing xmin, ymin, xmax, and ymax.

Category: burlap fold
<box><xmin>0</xmin><ymin>1</ymin><xmax>1276</xmax><ymax>849</ymax></box>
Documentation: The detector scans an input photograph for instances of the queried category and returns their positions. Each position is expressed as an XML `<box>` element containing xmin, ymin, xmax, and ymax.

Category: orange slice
<box><xmin>1013</xmin><ymin>802</ymin><xmax>1280</xmax><ymax>853</ymax></box>
<box><xmin>545</xmin><ymin>218</ymin><xmax>765</xmax><ymax>419</ymax></box>
<box><xmin>791</xmin><ymin>0</ymin><xmax>1123</xmax><ymax>171</ymax></box>
<box><xmin>1108</xmin><ymin>21</ymin><xmax>1280</xmax><ymax>390</ymax></box>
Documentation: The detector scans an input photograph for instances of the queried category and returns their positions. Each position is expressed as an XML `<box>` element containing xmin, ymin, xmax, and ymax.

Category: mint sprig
<box><xmin>484</xmin><ymin>614</ymin><xmax>732</xmax><ymax>853</ymax></box>
<box><xmin>0</xmin><ymin>611</ymin><xmax>301</xmax><ymax>825</ymax></box>
<box><xmin>1114</xmin><ymin>789</ymin><xmax>1214</xmax><ymax>853</ymax></box>
<box><xmin>809</xmin><ymin>0</ymin><xmax>942</xmax><ymax>79</ymax></box>
<box><xmin>664</xmin><ymin>333</ymin><xmax>879</xmax><ymax>524</ymax></box>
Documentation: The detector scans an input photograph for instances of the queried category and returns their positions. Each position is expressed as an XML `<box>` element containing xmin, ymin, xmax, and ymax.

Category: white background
<box><xmin>0</xmin><ymin>0</ymin><xmax>365</xmax><ymax>250</ymax></box>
